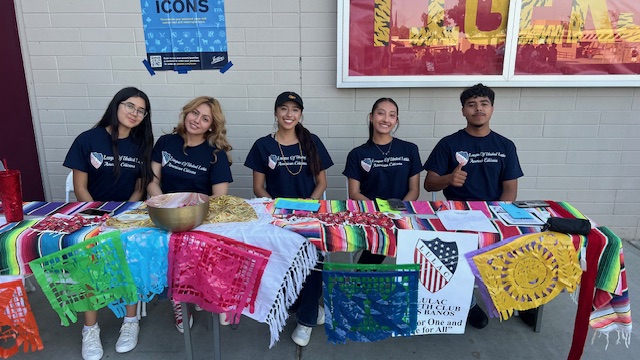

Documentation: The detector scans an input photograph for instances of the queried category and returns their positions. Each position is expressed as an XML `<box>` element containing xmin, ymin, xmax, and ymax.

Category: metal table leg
<box><xmin>182</xmin><ymin>306</ymin><xmax>223</xmax><ymax>360</ymax></box>
<box><xmin>212</xmin><ymin>313</ymin><xmax>221</xmax><ymax>360</ymax></box>
<box><xmin>182</xmin><ymin>302</ymin><xmax>193</xmax><ymax>360</ymax></box>
<box><xmin>534</xmin><ymin>305</ymin><xmax>544</xmax><ymax>333</ymax></box>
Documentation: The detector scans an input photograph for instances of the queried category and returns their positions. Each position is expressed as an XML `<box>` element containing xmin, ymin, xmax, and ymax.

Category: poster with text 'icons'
<box><xmin>141</xmin><ymin>0</ymin><xmax>228</xmax><ymax>71</ymax></box>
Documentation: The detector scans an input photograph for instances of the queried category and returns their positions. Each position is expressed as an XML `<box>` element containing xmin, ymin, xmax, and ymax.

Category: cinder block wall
<box><xmin>14</xmin><ymin>0</ymin><xmax>640</xmax><ymax>238</ymax></box>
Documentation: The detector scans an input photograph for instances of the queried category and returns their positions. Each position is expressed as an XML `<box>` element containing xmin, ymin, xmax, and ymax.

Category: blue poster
<box><xmin>141</xmin><ymin>0</ymin><xmax>228</xmax><ymax>71</ymax></box>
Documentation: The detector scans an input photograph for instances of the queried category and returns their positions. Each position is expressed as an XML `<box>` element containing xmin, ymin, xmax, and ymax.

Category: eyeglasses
<box><xmin>120</xmin><ymin>102</ymin><xmax>148</xmax><ymax>118</ymax></box>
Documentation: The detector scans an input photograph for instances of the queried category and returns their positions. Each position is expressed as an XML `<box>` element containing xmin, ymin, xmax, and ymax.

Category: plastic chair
<box><xmin>345</xmin><ymin>177</ymin><xmax>350</xmax><ymax>199</ymax></box>
<box><xmin>65</xmin><ymin>172</ymin><xmax>74</xmax><ymax>202</ymax></box>
<box><xmin>136</xmin><ymin>301</ymin><xmax>147</xmax><ymax>320</ymax></box>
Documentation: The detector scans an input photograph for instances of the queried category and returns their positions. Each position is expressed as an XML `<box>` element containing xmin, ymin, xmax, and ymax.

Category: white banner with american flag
<box><xmin>397</xmin><ymin>230</ymin><xmax>478</xmax><ymax>335</ymax></box>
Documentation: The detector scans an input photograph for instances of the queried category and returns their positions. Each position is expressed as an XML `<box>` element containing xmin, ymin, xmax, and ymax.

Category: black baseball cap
<box><xmin>275</xmin><ymin>91</ymin><xmax>303</xmax><ymax>110</ymax></box>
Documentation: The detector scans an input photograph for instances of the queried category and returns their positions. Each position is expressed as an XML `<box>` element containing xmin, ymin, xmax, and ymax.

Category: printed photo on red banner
<box><xmin>348</xmin><ymin>0</ymin><xmax>510</xmax><ymax>76</ymax></box>
<box><xmin>339</xmin><ymin>0</ymin><xmax>640</xmax><ymax>86</ymax></box>
<box><xmin>396</xmin><ymin>229</ymin><xmax>478</xmax><ymax>335</ymax></box>
<box><xmin>516</xmin><ymin>0</ymin><xmax>640</xmax><ymax>75</ymax></box>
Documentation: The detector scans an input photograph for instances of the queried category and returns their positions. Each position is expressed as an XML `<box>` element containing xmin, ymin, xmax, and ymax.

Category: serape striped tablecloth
<box><xmin>269</xmin><ymin>199</ymin><xmax>631</xmax><ymax>355</ymax></box>
<box><xmin>0</xmin><ymin>201</ymin><xmax>141</xmax><ymax>275</ymax></box>
<box><xmin>270</xmin><ymin>200</ymin><xmax>532</xmax><ymax>253</ymax></box>
<box><xmin>545</xmin><ymin>202</ymin><xmax>631</xmax><ymax>359</ymax></box>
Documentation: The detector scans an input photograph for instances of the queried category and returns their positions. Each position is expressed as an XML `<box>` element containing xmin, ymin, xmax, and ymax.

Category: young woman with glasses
<box><xmin>63</xmin><ymin>87</ymin><xmax>154</xmax><ymax>360</ymax></box>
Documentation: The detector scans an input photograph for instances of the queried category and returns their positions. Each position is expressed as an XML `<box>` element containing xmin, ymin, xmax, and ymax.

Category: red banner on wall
<box><xmin>348</xmin><ymin>0</ymin><xmax>510</xmax><ymax>76</ymax></box>
<box><xmin>515</xmin><ymin>0</ymin><xmax>640</xmax><ymax>75</ymax></box>
<box><xmin>346</xmin><ymin>0</ymin><xmax>640</xmax><ymax>78</ymax></box>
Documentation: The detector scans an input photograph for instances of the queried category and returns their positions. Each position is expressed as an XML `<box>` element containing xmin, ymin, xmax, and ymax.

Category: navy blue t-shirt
<box><xmin>424</xmin><ymin>129</ymin><xmax>523</xmax><ymax>201</ymax></box>
<box><xmin>244</xmin><ymin>134</ymin><xmax>333</xmax><ymax>198</ymax></box>
<box><xmin>343</xmin><ymin>138</ymin><xmax>423</xmax><ymax>200</ymax></box>
<box><xmin>63</xmin><ymin>127</ymin><xmax>143</xmax><ymax>201</ymax></box>
<box><xmin>151</xmin><ymin>134</ymin><xmax>233</xmax><ymax>196</ymax></box>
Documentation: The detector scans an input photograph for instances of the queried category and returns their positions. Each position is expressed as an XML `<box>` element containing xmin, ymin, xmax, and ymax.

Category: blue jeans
<box><xmin>293</xmin><ymin>254</ymin><xmax>323</xmax><ymax>327</ymax></box>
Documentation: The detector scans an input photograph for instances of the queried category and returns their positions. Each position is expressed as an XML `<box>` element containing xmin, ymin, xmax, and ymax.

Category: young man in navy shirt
<box><xmin>423</xmin><ymin>83</ymin><xmax>524</xmax><ymax>329</ymax></box>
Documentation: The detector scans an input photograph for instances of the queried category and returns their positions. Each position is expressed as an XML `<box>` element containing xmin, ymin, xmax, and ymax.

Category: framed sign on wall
<box><xmin>337</xmin><ymin>0</ymin><xmax>640</xmax><ymax>87</ymax></box>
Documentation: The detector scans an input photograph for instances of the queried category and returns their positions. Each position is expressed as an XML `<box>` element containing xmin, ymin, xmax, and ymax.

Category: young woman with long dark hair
<box><xmin>64</xmin><ymin>86</ymin><xmax>154</xmax><ymax>360</ymax></box>
<box><xmin>244</xmin><ymin>91</ymin><xmax>333</xmax><ymax>346</ymax></box>
<box><xmin>343</xmin><ymin>97</ymin><xmax>423</xmax><ymax>264</ymax></box>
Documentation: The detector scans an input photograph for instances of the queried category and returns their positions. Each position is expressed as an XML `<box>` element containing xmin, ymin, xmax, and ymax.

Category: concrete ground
<box><xmin>8</xmin><ymin>241</ymin><xmax>640</xmax><ymax>360</ymax></box>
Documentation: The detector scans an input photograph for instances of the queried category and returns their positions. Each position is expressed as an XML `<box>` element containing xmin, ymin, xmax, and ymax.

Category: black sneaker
<box><xmin>519</xmin><ymin>308</ymin><xmax>539</xmax><ymax>327</ymax></box>
<box><xmin>467</xmin><ymin>304</ymin><xmax>489</xmax><ymax>329</ymax></box>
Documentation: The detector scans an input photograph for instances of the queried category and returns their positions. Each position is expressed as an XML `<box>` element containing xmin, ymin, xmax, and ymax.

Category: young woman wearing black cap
<box><xmin>244</xmin><ymin>91</ymin><xmax>333</xmax><ymax>346</ymax></box>
<box><xmin>244</xmin><ymin>91</ymin><xmax>333</xmax><ymax>200</ymax></box>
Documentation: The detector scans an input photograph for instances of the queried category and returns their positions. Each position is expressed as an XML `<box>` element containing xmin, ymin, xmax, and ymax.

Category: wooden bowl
<box><xmin>146</xmin><ymin>193</ymin><xmax>209</xmax><ymax>232</ymax></box>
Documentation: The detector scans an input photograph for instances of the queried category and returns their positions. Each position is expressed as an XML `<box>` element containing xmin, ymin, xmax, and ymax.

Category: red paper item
<box><xmin>31</xmin><ymin>214</ymin><xmax>109</xmax><ymax>234</ymax></box>
<box><xmin>168</xmin><ymin>231</ymin><xmax>271</xmax><ymax>324</ymax></box>
<box><xmin>283</xmin><ymin>211</ymin><xmax>395</xmax><ymax>229</ymax></box>
<box><xmin>0</xmin><ymin>279</ymin><xmax>43</xmax><ymax>358</ymax></box>
<box><xmin>0</xmin><ymin>170</ymin><xmax>23</xmax><ymax>223</ymax></box>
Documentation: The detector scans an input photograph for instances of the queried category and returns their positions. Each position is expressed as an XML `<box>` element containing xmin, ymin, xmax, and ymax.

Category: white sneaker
<box><xmin>115</xmin><ymin>322</ymin><xmax>139</xmax><ymax>353</ymax></box>
<box><xmin>81</xmin><ymin>326</ymin><xmax>103</xmax><ymax>360</ymax></box>
<box><xmin>219</xmin><ymin>313</ymin><xmax>231</xmax><ymax>325</ymax></box>
<box><xmin>316</xmin><ymin>306</ymin><xmax>325</xmax><ymax>325</ymax></box>
<box><xmin>291</xmin><ymin>306</ymin><xmax>325</xmax><ymax>347</ymax></box>
<box><xmin>291</xmin><ymin>324</ymin><xmax>313</xmax><ymax>346</ymax></box>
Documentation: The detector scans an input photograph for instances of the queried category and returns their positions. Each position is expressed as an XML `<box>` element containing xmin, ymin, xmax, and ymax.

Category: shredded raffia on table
<box><xmin>105</xmin><ymin>196</ymin><xmax>262</xmax><ymax>230</ymax></box>
<box><xmin>271</xmin><ymin>213</ymin><xmax>398</xmax><ymax>256</ymax></box>
<box><xmin>205</xmin><ymin>195</ymin><xmax>258</xmax><ymax>224</ymax></box>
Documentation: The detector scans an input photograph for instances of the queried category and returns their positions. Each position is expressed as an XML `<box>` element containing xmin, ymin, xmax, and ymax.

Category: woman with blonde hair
<box><xmin>147</xmin><ymin>96</ymin><xmax>233</xmax><ymax>197</ymax></box>
<box><xmin>147</xmin><ymin>96</ymin><xmax>233</xmax><ymax>332</ymax></box>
